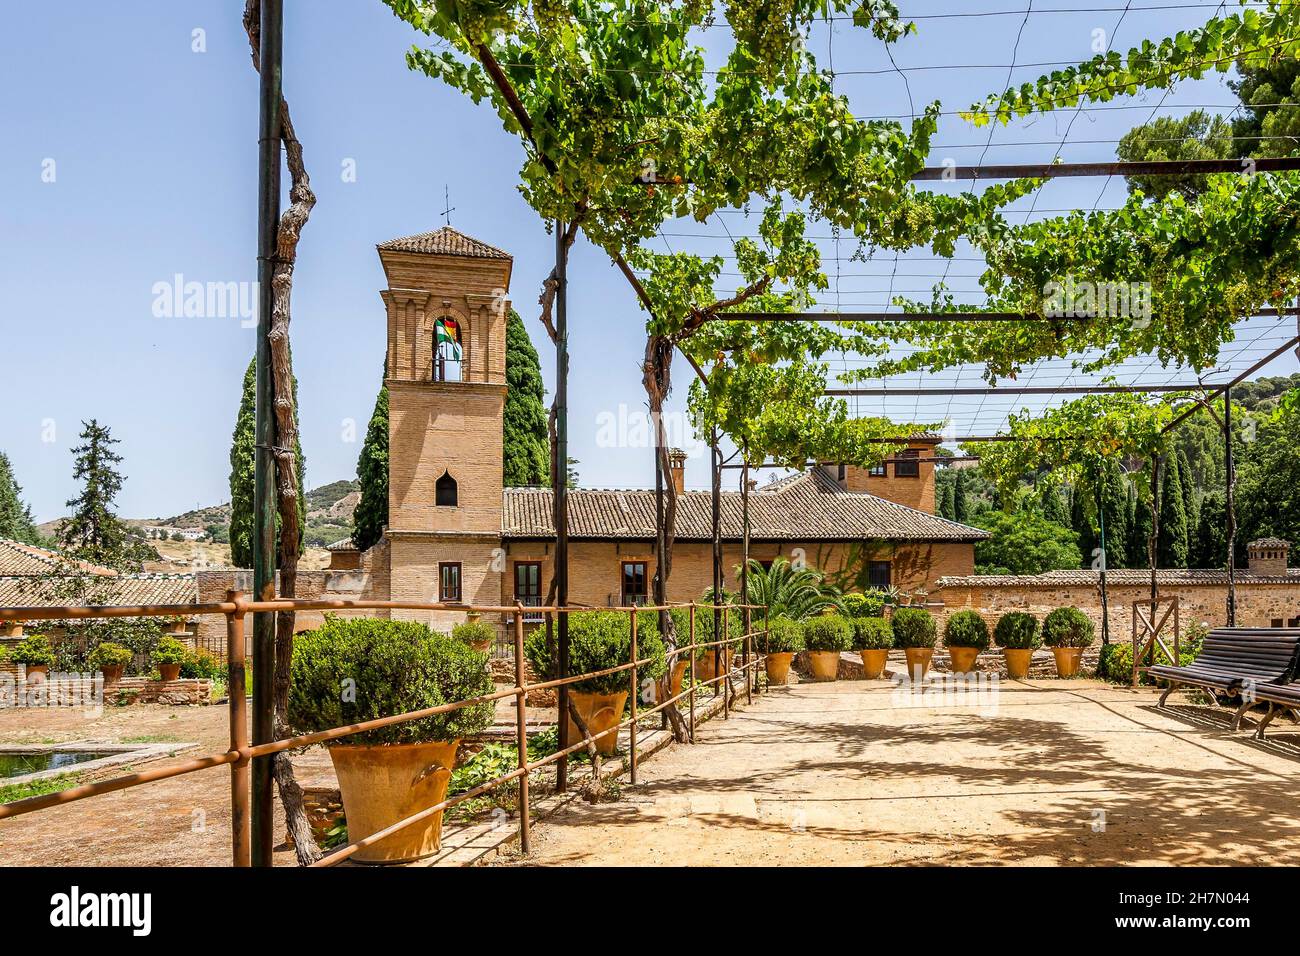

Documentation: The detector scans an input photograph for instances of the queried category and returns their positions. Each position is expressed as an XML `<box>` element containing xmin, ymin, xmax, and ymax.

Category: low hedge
<box><xmin>525</xmin><ymin>611</ymin><xmax>667</xmax><ymax>695</ymax></box>
<box><xmin>87</xmin><ymin>642</ymin><xmax>133</xmax><ymax>670</ymax></box>
<box><xmin>993</xmin><ymin>612</ymin><xmax>1041</xmax><ymax>650</ymax></box>
<box><xmin>803</xmin><ymin>615</ymin><xmax>852</xmax><ymax>652</ymax></box>
<box><xmin>180</xmin><ymin>648</ymin><xmax>224</xmax><ymax>680</ymax></box>
<box><xmin>943</xmin><ymin>611</ymin><xmax>990</xmax><ymax>650</ymax></box>
<box><xmin>9</xmin><ymin>635</ymin><xmax>55</xmax><ymax>666</ymax></box>
<box><xmin>288</xmin><ymin>617</ymin><xmax>495</xmax><ymax>745</ymax></box>
<box><xmin>669</xmin><ymin>605</ymin><xmax>743</xmax><ymax>659</ymax></box>
<box><xmin>756</xmin><ymin>616</ymin><xmax>804</xmax><ymax>654</ymax></box>
<box><xmin>1042</xmin><ymin>607</ymin><xmax>1095</xmax><ymax>648</ymax></box>
<box><xmin>851</xmin><ymin>617</ymin><xmax>894</xmax><ymax>651</ymax></box>
<box><xmin>842</xmin><ymin>591</ymin><xmax>886</xmax><ymax>618</ymax></box>
<box><xmin>891</xmin><ymin>607</ymin><xmax>936</xmax><ymax>649</ymax></box>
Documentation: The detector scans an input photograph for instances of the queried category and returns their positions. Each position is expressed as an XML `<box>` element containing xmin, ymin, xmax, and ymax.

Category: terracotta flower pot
<box><xmin>903</xmin><ymin>647</ymin><xmax>933</xmax><ymax>681</ymax></box>
<box><xmin>947</xmin><ymin>646</ymin><xmax>981</xmax><ymax>673</ymax></box>
<box><xmin>859</xmin><ymin>648</ymin><xmax>889</xmax><ymax>679</ymax></box>
<box><xmin>658</xmin><ymin>659</ymin><xmax>689</xmax><ymax>702</ymax></box>
<box><xmin>696</xmin><ymin>648</ymin><xmax>733</xmax><ymax>684</ymax></box>
<box><xmin>765</xmin><ymin>652</ymin><xmax>795</xmax><ymax>685</ymax></box>
<box><xmin>158</xmin><ymin>663</ymin><xmax>182</xmax><ymax>682</ymax></box>
<box><xmin>100</xmin><ymin>664</ymin><xmax>124</xmax><ymax>685</ymax></box>
<box><xmin>1051</xmin><ymin>647</ymin><xmax>1084</xmax><ymax>678</ymax></box>
<box><xmin>328</xmin><ymin>739</ymin><xmax>459</xmax><ymax>864</ymax></box>
<box><xmin>807</xmin><ymin>650</ymin><xmax>840</xmax><ymax>681</ymax></box>
<box><xmin>566</xmin><ymin>689</ymin><xmax>628</xmax><ymax>756</ymax></box>
<box><xmin>23</xmin><ymin>664</ymin><xmax>49</xmax><ymax>683</ymax></box>
<box><xmin>1003</xmin><ymin>648</ymin><xmax>1033</xmax><ymax>679</ymax></box>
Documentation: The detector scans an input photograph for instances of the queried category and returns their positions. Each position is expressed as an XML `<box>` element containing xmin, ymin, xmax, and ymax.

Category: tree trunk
<box><xmin>244</xmin><ymin>0</ymin><xmax>319</xmax><ymax>865</ymax></box>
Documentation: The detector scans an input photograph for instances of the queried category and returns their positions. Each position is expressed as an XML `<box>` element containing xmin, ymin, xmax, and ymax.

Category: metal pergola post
<box><xmin>1224</xmin><ymin>387</ymin><xmax>1238</xmax><ymax>626</ymax></box>
<box><xmin>554</xmin><ymin>220</ymin><xmax>570</xmax><ymax>793</ymax></box>
<box><xmin>251</xmin><ymin>0</ymin><xmax>282</xmax><ymax>869</ymax></box>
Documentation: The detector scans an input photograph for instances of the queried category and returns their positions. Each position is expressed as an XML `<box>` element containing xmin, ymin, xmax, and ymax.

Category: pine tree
<box><xmin>58</xmin><ymin>420</ymin><xmax>135</xmax><ymax>569</ymax></box>
<box><xmin>228</xmin><ymin>357</ymin><xmax>306</xmax><ymax>568</ymax></box>
<box><xmin>503</xmin><ymin>309</ymin><xmax>550</xmax><ymax>486</ymax></box>
<box><xmin>0</xmin><ymin>452</ymin><xmax>40</xmax><ymax>544</ymax></box>
<box><xmin>953</xmin><ymin>470</ymin><xmax>969</xmax><ymax>523</ymax></box>
<box><xmin>1157</xmin><ymin>454</ymin><xmax>1189</xmax><ymax>568</ymax></box>
<box><xmin>352</xmin><ymin>369</ymin><xmax>389</xmax><ymax>551</ymax></box>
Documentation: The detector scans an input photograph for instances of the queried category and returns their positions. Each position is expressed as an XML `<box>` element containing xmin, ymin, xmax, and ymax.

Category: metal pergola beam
<box><xmin>910</xmin><ymin>156</ymin><xmax>1300</xmax><ymax>182</ymax></box>
<box><xmin>715</xmin><ymin>307</ymin><xmax>1300</xmax><ymax>323</ymax></box>
<box><xmin>825</xmin><ymin>383</ymin><xmax>1216</xmax><ymax>397</ymax></box>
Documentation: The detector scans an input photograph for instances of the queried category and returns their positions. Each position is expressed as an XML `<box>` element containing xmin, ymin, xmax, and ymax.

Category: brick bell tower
<box><xmin>376</xmin><ymin>226</ymin><xmax>511</xmax><ymax>625</ymax></box>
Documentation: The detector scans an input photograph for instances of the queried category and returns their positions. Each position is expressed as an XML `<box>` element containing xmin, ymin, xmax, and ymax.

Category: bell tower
<box><xmin>377</xmin><ymin>226</ymin><xmax>511</xmax><ymax>620</ymax></box>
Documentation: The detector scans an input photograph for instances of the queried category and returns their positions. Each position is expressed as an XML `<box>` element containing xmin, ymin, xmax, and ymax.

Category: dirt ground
<box><xmin>504</xmin><ymin>678</ymin><xmax>1300</xmax><ymax>866</ymax></box>
<box><xmin>5</xmin><ymin>678</ymin><xmax>1300</xmax><ymax>867</ymax></box>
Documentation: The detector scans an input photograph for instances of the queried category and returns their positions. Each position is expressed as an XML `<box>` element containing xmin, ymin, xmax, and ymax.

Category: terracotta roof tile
<box><xmin>503</xmin><ymin>470</ymin><xmax>987</xmax><ymax>542</ymax></box>
<box><xmin>936</xmin><ymin>568</ymin><xmax>1300</xmax><ymax>588</ymax></box>
<box><xmin>0</xmin><ymin>539</ymin><xmax>117</xmax><ymax>576</ymax></box>
<box><xmin>0</xmin><ymin>574</ymin><xmax>196</xmax><ymax>610</ymax></box>
<box><xmin>377</xmin><ymin>226</ymin><xmax>511</xmax><ymax>260</ymax></box>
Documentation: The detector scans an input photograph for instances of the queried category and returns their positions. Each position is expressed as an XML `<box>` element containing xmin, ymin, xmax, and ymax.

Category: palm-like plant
<box><xmin>743</xmin><ymin>558</ymin><xmax>843</xmax><ymax>621</ymax></box>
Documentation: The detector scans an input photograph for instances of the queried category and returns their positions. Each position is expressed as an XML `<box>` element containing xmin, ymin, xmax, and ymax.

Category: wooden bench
<box><xmin>1147</xmin><ymin>628</ymin><xmax>1300</xmax><ymax>730</ymax></box>
<box><xmin>1247</xmin><ymin>682</ymin><xmax>1300</xmax><ymax>739</ymax></box>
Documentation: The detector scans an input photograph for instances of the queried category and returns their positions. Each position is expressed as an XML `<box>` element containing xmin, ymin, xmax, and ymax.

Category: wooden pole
<box><xmin>251</xmin><ymin>0</ymin><xmax>282</xmax><ymax>868</ymax></box>
<box><xmin>554</xmin><ymin>219</ymin><xmax>570</xmax><ymax>793</ymax></box>
<box><xmin>226</xmin><ymin>592</ymin><xmax>250</xmax><ymax>867</ymax></box>
<box><xmin>1224</xmin><ymin>388</ymin><xmax>1238</xmax><ymax>626</ymax></box>
<box><xmin>513</xmin><ymin>605</ymin><xmax>530</xmax><ymax>854</ymax></box>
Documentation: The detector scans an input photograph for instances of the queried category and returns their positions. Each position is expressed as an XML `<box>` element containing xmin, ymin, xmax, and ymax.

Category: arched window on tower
<box><xmin>432</xmin><ymin>315</ymin><xmax>463</xmax><ymax>382</ymax></box>
<box><xmin>436</xmin><ymin>471</ymin><xmax>458</xmax><ymax>507</ymax></box>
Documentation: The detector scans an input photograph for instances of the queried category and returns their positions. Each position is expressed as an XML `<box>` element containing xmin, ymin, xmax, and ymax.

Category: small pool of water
<box><xmin>0</xmin><ymin>751</ymin><xmax>114</xmax><ymax>778</ymax></box>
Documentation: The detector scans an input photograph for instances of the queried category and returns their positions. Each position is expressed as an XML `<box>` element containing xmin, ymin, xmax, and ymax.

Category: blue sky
<box><xmin>2</xmin><ymin>1</ymin><xmax>1287</xmax><ymax>523</ymax></box>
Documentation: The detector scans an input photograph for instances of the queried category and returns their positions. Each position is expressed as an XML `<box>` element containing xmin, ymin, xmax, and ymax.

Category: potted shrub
<box><xmin>691</xmin><ymin>604</ymin><xmax>741</xmax><ymax>683</ymax></box>
<box><xmin>852</xmin><ymin>618</ymin><xmax>893</xmax><ymax>679</ymax></box>
<box><xmin>87</xmin><ymin>641</ymin><xmax>133</xmax><ymax>684</ymax></box>
<box><xmin>892</xmin><ymin>607</ymin><xmax>937</xmax><ymax>680</ymax></box>
<box><xmin>152</xmin><ymin>636</ymin><xmax>189</xmax><ymax>682</ymax></box>
<box><xmin>1042</xmin><ymin>607</ymin><xmax>1095</xmax><ymax>678</ymax></box>
<box><xmin>288</xmin><ymin>617</ymin><xmax>495</xmax><ymax>864</ymax></box>
<box><xmin>841</xmin><ymin>590</ymin><xmax>886</xmax><ymax>619</ymax></box>
<box><xmin>756</xmin><ymin>616</ymin><xmax>804</xmax><ymax>685</ymax></box>
<box><xmin>942</xmin><ymin>611</ymin><xmax>989</xmax><ymax>674</ymax></box>
<box><xmin>802</xmin><ymin>615</ymin><xmax>851</xmax><ymax>681</ymax></box>
<box><xmin>525</xmin><ymin>611</ymin><xmax>666</xmax><ymax>757</ymax></box>
<box><xmin>11</xmin><ymin>634</ymin><xmax>54</xmax><ymax>682</ymax></box>
<box><xmin>451</xmin><ymin>620</ymin><xmax>495</xmax><ymax>654</ymax></box>
<box><xmin>994</xmin><ymin>612</ymin><xmax>1041</xmax><ymax>679</ymax></box>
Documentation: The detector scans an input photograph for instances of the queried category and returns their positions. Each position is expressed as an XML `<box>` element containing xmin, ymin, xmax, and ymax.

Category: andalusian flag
<box><xmin>436</xmin><ymin>317</ymin><xmax>462</xmax><ymax>361</ymax></box>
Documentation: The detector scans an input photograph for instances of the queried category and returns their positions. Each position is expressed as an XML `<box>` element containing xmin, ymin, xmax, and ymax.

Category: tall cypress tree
<box><xmin>352</xmin><ymin>367</ymin><xmax>389</xmax><ymax>551</ymax></box>
<box><xmin>1190</xmin><ymin>490</ymin><xmax>1227</xmax><ymax>569</ymax></box>
<box><xmin>937</xmin><ymin>481</ymin><xmax>955</xmax><ymax>520</ymax></box>
<box><xmin>0</xmin><ymin>452</ymin><xmax>40</xmax><ymax>544</ymax></box>
<box><xmin>1041</xmin><ymin>482</ymin><xmax>1069</xmax><ymax>526</ymax></box>
<box><xmin>1157</xmin><ymin>453</ymin><xmax>1189</xmax><ymax>567</ymax></box>
<box><xmin>953</xmin><ymin>470</ymin><xmax>970</xmax><ymax>523</ymax></box>
<box><xmin>1070</xmin><ymin>485</ymin><xmax>1098</xmax><ymax>567</ymax></box>
<box><xmin>58</xmin><ymin>420</ymin><xmax>135</xmax><ymax>569</ymax></box>
<box><xmin>1100</xmin><ymin>464</ymin><xmax>1130</xmax><ymax>569</ymax></box>
<box><xmin>1131</xmin><ymin>483</ymin><xmax>1154</xmax><ymax>568</ymax></box>
<box><xmin>1177</xmin><ymin>446</ymin><xmax>1199</xmax><ymax>541</ymax></box>
<box><xmin>228</xmin><ymin>357</ymin><xmax>306</xmax><ymax>568</ymax></box>
<box><xmin>503</xmin><ymin>309</ymin><xmax>550</xmax><ymax>486</ymax></box>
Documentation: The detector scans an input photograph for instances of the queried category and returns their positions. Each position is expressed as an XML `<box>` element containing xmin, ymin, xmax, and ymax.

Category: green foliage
<box><xmin>993</xmin><ymin>612</ymin><xmax>1041</xmax><ymax>650</ymax></box>
<box><xmin>756</xmin><ymin>615</ymin><xmax>804</xmax><ymax>654</ymax></box>
<box><xmin>891</xmin><ymin>607</ymin><xmax>936</xmax><ymax>649</ymax></box>
<box><xmin>351</xmin><ymin>369</ymin><xmax>390</xmax><ymax>551</ymax></box>
<box><xmin>841</xmin><ymin>590</ymin><xmax>886</xmax><ymax>618</ymax></box>
<box><xmin>743</xmin><ymin>557</ymin><xmax>841</xmax><ymax>621</ymax></box>
<box><xmin>675</xmin><ymin>603</ymin><xmax>743</xmax><ymax>660</ymax></box>
<box><xmin>1042</xmin><ymin>607</ymin><xmax>1095</xmax><ymax>649</ymax></box>
<box><xmin>1116</xmin><ymin>110</ymin><xmax>1234</xmax><ymax>201</ymax></box>
<box><xmin>10</xmin><ymin>635</ymin><xmax>54</xmax><ymax>666</ymax></box>
<box><xmin>0</xmin><ymin>452</ymin><xmax>40</xmax><ymax>545</ymax></box>
<box><xmin>1</xmin><ymin>773</ymin><xmax>81</xmax><ymax>805</ymax></box>
<box><xmin>801</xmin><ymin>615</ymin><xmax>852</xmax><ymax>653</ymax></box>
<box><xmin>229</xmin><ymin>358</ymin><xmax>307</xmax><ymax>567</ymax></box>
<box><xmin>953</xmin><ymin>469</ymin><xmax>970</xmax><ymax>523</ymax></box>
<box><xmin>86</xmin><ymin>641</ymin><xmax>132</xmax><ymax>670</ymax></box>
<box><xmin>180</xmin><ymin>648</ymin><xmax>224</xmax><ymax>681</ymax></box>
<box><xmin>151</xmin><ymin>636</ymin><xmax>189</xmax><ymax>666</ymax></box>
<box><xmin>288</xmin><ymin>617</ymin><xmax>494</xmax><ymax>745</ymax></box>
<box><xmin>503</xmin><ymin>309</ymin><xmax>550</xmax><ymax>487</ymax></box>
<box><xmin>1234</xmin><ymin>394</ymin><xmax>1300</xmax><ymax>564</ymax></box>
<box><xmin>851</xmin><ymin>617</ymin><xmax>893</xmax><ymax>651</ymax></box>
<box><xmin>973</xmin><ymin>509</ymin><xmax>1082</xmax><ymax>575</ymax></box>
<box><xmin>451</xmin><ymin>620</ymin><xmax>495</xmax><ymax>648</ymax></box>
<box><xmin>524</xmin><ymin>611</ymin><xmax>666</xmax><ymax>695</ymax></box>
<box><xmin>1157</xmin><ymin>453</ymin><xmax>1189</xmax><ymax>569</ymax></box>
<box><xmin>943</xmin><ymin>610</ymin><xmax>990</xmax><ymax>650</ymax></box>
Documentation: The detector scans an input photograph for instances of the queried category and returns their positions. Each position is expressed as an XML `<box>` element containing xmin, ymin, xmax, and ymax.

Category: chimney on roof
<box><xmin>668</xmin><ymin>448</ymin><xmax>688</xmax><ymax>495</ymax></box>
<box><xmin>747</xmin><ymin>479</ymin><xmax>758</xmax><ymax>492</ymax></box>
<box><xmin>1247</xmin><ymin>538</ymin><xmax>1290</xmax><ymax>574</ymax></box>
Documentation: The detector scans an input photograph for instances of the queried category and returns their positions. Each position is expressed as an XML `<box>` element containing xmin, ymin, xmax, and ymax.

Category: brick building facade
<box><xmin>322</xmin><ymin>226</ymin><xmax>987</xmax><ymax>629</ymax></box>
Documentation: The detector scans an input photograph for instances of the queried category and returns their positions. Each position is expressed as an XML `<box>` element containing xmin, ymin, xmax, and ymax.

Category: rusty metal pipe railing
<box><xmin>0</xmin><ymin>593</ymin><xmax>769</xmax><ymax>867</ymax></box>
